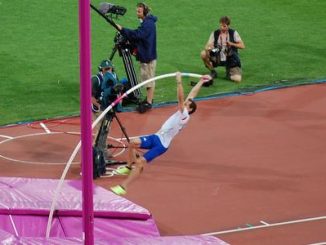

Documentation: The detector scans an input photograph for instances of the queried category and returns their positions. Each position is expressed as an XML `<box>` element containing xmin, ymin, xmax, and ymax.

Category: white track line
<box><xmin>0</xmin><ymin>131</ymin><xmax>125</xmax><ymax>164</ymax></box>
<box><xmin>202</xmin><ymin>216</ymin><xmax>326</xmax><ymax>236</ymax></box>
<box><xmin>107</xmin><ymin>136</ymin><xmax>126</xmax><ymax>157</ymax></box>
<box><xmin>116</xmin><ymin>135</ymin><xmax>141</xmax><ymax>141</ymax></box>
<box><xmin>0</xmin><ymin>135</ymin><xmax>13</xmax><ymax>139</ymax></box>
<box><xmin>40</xmin><ymin>122</ymin><xmax>51</xmax><ymax>133</ymax></box>
<box><xmin>0</xmin><ymin>132</ymin><xmax>79</xmax><ymax>165</ymax></box>
<box><xmin>260</xmin><ymin>220</ymin><xmax>269</xmax><ymax>225</ymax></box>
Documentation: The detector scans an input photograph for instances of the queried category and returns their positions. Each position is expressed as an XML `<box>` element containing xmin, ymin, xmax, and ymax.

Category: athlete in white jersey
<box><xmin>156</xmin><ymin>108</ymin><xmax>190</xmax><ymax>148</ymax></box>
<box><xmin>111</xmin><ymin>72</ymin><xmax>211</xmax><ymax>195</ymax></box>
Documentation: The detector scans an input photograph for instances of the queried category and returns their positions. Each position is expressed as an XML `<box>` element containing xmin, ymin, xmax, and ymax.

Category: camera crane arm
<box><xmin>90</xmin><ymin>4</ymin><xmax>120</xmax><ymax>32</ymax></box>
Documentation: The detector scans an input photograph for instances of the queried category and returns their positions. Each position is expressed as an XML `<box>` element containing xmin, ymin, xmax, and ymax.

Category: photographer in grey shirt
<box><xmin>201</xmin><ymin>16</ymin><xmax>245</xmax><ymax>83</ymax></box>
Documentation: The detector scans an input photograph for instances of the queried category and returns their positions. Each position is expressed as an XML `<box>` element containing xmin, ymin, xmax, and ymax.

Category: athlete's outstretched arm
<box><xmin>176</xmin><ymin>72</ymin><xmax>185</xmax><ymax>112</ymax></box>
<box><xmin>186</xmin><ymin>75</ymin><xmax>211</xmax><ymax>101</ymax></box>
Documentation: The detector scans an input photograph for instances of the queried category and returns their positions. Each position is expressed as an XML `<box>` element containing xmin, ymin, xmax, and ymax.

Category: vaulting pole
<box><xmin>78</xmin><ymin>0</ymin><xmax>94</xmax><ymax>244</ymax></box>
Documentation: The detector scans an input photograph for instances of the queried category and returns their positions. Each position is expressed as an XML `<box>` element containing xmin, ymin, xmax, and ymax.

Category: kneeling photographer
<box><xmin>200</xmin><ymin>16</ymin><xmax>245</xmax><ymax>83</ymax></box>
<box><xmin>91</xmin><ymin>59</ymin><xmax>124</xmax><ymax>163</ymax></box>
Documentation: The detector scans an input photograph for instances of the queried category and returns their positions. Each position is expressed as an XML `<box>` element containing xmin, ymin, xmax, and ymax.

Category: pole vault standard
<box><xmin>46</xmin><ymin>0</ymin><xmax>96</xmax><ymax>242</ymax></box>
<box><xmin>45</xmin><ymin>72</ymin><xmax>202</xmax><ymax>240</ymax></box>
<box><xmin>78</xmin><ymin>0</ymin><xmax>94</xmax><ymax>244</ymax></box>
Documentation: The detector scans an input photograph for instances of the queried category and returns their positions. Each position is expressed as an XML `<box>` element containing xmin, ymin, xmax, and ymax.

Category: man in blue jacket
<box><xmin>117</xmin><ymin>2</ymin><xmax>158</xmax><ymax>113</ymax></box>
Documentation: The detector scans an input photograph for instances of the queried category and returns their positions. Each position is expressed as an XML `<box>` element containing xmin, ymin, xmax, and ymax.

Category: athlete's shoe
<box><xmin>115</xmin><ymin>166</ymin><xmax>132</xmax><ymax>175</ymax></box>
<box><xmin>110</xmin><ymin>185</ymin><xmax>126</xmax><ymax>195</ymax></box>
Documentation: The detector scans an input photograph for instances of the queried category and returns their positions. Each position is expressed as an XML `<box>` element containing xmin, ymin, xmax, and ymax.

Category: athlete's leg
<box><xmin>111</xmin><ymin>149</ymin><xmax>146</xmax><ymax>195</ymax></box>
<box><xmin>127</xmin><ymin>138</ymin><xmax>141</xmax><ymax>166</ymax></box>
<box><xmin>111</xmin><ymin>135</ymin><xmax>167</xmax><ymax>195</ymax></box>
<box><xmin>120</xmin><ymin>154</ymin><xmax>146</xmax><ymax>190</ymax></box>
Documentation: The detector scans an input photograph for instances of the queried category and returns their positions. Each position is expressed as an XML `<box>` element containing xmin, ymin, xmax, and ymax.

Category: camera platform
<box><xmin>93</xmin><ymin>111</ymin><xmax>130</xmax><ymax>179</ymax></box>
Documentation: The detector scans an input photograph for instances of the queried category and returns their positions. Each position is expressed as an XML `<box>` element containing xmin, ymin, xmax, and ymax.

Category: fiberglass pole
<box><xmin>78</xmin><ymin>0</ymin><xmax>94</xmax><ymax>244</ymax></box>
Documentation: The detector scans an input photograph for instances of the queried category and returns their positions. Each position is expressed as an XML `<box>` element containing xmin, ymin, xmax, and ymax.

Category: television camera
<box><xmin>98</xmin><ymin>2</ymin><xmax>126</xmax><ymax>19</ymax></box>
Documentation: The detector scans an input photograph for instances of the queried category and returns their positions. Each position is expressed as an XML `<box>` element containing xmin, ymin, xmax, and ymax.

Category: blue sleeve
<box><xmin>121</xmin><ymin>22</ymin><xmax>151</xmax><ymax>41</ymax></box>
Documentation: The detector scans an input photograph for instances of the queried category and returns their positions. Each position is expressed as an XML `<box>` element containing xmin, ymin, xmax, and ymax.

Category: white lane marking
<box><xmin>0</xmin><ymin>132</ymin><xmax>126</xmax><ymax>164</ymax></box>
<box><xmin>0</xmin><ymin>153</ymin><xmax>80</xmax><ymax>165</ymax></box>
<box><xmin>260</xmin><ymin>220</ymin><xmax>269</xmax><ymax>225</ymax></box>
<box><xmin>202</xmin><ymin>216</ymin><xmax>326</xmax><ymax>236</ymax></box>
<box><xmin>116</xmin><ymin>136</ymin><xmax>141</xmax><ymax>141</ymax></box>
<box><xmin>40</xmin><ymin>122</ymin><xmax>51</xmax><ymax>133</ymax></box>
<box><xmin>307</xmin><ymin>242</ymin><xmax>326</xmax><ymax>245</ymax></box>
<box><xmin>0</xmin><ymin>135</ymin><xmax>13</xmax><ymax>139</ymax></box>
<box><xmin>0</xmin><ymin>132</ymin><xmax>79</xmax><ymax>165</ymax></box>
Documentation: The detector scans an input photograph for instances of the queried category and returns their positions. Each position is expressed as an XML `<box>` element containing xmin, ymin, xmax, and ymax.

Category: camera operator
<box><xmin>91</xmin><ymin>59</ymin><xmax>123</xmax><ymax>162</ymax></box>
<box><xmin>116</xmin><ymin>2</ymin><xmax>158</xmax><ymax>113</ymax></box>
<box><xmin>201</xmin><ymin>16</ymin><xmax>245</xmax><ymax>83</ymax></box>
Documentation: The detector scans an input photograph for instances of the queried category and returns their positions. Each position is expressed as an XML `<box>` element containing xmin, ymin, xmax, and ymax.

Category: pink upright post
<box><xmin>78</xmin><ymin>0</ymin><xmax>94</xmax><ymax>244</ymax></box>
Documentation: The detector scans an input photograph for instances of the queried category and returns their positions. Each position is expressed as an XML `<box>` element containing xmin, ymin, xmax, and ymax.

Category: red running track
<box><xmin>1</xmin><ymin>83</ymin><xmax>326</xmax><ymax>244</ymax></box>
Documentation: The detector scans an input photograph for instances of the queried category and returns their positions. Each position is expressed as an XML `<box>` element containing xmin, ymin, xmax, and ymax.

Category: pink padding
<box><xmin>0</xmin><ymin>177</ymin><xmax>150</xmax><ymax>219</ymax></box>
<box><xmin>0</xmin><ymin>177</ymin><xmax>226</xmax><ymax>243</ymax></box>
<box><xmin>0</xmin><ymin>214</ymin><xmax>159</xmax><ymax>238</ymax></box>
<box><xmin>0</xmin><ymin>228</ymin><xmax>227</xmax><ymax>244</ymax></box>
<box><xmin>0</xmin><ymin>177</ymin><xmax>159</xmax><ymax>238</ymax></box>
<box><xmin>0</xmin><ymin>229</ymin><xmax>16</xmax><ymax>244</ymax></box>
